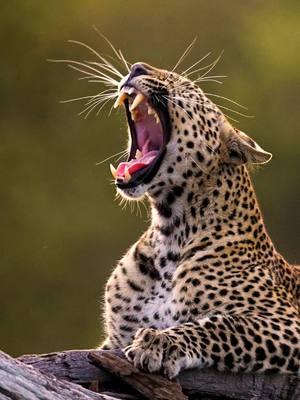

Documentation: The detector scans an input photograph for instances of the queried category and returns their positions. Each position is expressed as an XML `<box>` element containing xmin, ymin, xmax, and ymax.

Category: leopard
<box><xmin>99</xmin><ymin>61</ymin><xmax>299</xmax><ymax>378</ymax></box>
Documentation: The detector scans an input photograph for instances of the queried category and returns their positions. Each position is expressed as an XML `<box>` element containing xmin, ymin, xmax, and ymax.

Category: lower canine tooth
<box><xmin>155</xmin><ymin>113</ymin><xmax>160</xmax><ymax>124</ymax></box>
<box><xmin>135</xmin><ymin>149</ymin><xmax>142</xmax><ymax>159</ymax></box>
<box><xmin>124</xmin><ymin>167</ymin><xmax>131</xmax><ymax>182</ymax></box>
<box><xmin>148</xmin><ymin>106</ymin><xmax>155</xmax><ymax>115</ymax></box>
<box><xmin>110</xmin><ymin>164</ymin><xmax>117</xmax><ymax>179</ymax></box>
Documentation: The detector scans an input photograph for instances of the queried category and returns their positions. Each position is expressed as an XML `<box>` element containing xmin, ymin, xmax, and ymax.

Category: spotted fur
<box><xmin>101</xmin><ymin>63</ymin><xmax>299</xmax><ymax>378</ymax></box>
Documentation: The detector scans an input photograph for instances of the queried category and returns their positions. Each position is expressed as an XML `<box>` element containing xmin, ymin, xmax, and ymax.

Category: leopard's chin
<box><xmin>117</xmin><ymin>184</ymin><xmax>148</xmax><ymax>200</ymax></box>
<box><xmin>110</xmin><ymin>85</ymin><xmax>171</xmax><ymax>191</ymax></box>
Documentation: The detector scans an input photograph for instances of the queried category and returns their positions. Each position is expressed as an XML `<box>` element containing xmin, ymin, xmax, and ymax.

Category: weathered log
<box><xmin>18</xmin><ymin>349</ymin><xmax>300</xmax><ymax>400</ymax></box>
<box><xmin>89</xmin><ymin>351</ymin><xmax>187</xmax><ymax>400</ymax></box>
<box><xmin>0</xmin><ymin>350</ymin><xmax>128</xmax><ymax>400</ymax></box>
<box><xmin>19</xmin><ymin>349</ymin><xmax>185</xmax><ymax>400</ymax></box>
<box><xmin>19</xmin><ymin>348</ymin><xmax>113</xmax><ymax>384</ymax></box>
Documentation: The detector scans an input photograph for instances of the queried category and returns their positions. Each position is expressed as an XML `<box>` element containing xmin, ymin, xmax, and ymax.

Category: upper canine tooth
<box><xmin>130</xmin><ymin>93</ymin><xmax>146</xmax><ymax>111</ymax></box>
<box><xmin>110</xmin><ymin>164</ymin><xmax>117</xmax><ymax>179</ymax></box>
<box><xmin>113</xmin><ymin>92</ymin><xmax>127</xmax><ymax>108</ymax></box>
<box><xmin>128</xmin><ymin>87</ymin><xmax>135</xmax><ymax>95</ymax></box>
<box><xmin>154</xmin><ymin>113</ymin><xmax>160</xmax><ymax>124</ymax></box>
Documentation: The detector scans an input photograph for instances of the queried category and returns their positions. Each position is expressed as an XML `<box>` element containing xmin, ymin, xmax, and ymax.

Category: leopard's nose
<box><xmin>129</xmin><ymin>63</ymin><xmax>148</xmax><ymax>79</ymax></box>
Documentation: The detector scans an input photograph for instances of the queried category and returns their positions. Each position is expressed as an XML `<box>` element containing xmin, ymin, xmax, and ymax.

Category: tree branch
<box><xmin>89</xmin><ymin>351</ymin><xmax>187</xmax><ymax>400</ymax></box>
<box><xmin>0</xmin><ymin>351</ymin><xmax>127</xmax><ymax>400</ymax></box>
<box><xmin>15</xmin><ymin>349</ymin><xmax>300</xmax><ymax>400</ymax></box>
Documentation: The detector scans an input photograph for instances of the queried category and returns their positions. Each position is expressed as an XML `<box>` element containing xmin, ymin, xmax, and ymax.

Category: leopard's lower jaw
<box><xmin>117</xmin><ymin>185</ymin><xmax>147</xmax><ymax>200</ymax></box>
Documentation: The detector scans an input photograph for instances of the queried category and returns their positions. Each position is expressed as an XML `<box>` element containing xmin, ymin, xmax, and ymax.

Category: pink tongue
<box><xmin>116</xmin><ymin>150</ymin><xmax>158</xmax><ymax>177</ymax></box>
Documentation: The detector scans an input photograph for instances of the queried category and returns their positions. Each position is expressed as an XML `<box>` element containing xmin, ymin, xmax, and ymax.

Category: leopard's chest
<box><xmin>105</xmin><ymin>276</ymin><xmax>177</xmax><ymax>347</ymax></box>
<box><xmin>104</xmin><ymin>241</ymin><xmax>181</xmax><ymax>345</ymax></box>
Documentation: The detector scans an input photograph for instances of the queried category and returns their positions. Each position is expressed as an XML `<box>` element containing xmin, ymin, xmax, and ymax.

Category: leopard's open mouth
<box><xmin>111</xmin><ymin>86</ymin><xmax>171</xmax><ymax>189</ymax></box>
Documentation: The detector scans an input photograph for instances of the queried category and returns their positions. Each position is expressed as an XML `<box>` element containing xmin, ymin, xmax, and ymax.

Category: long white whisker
<box><xmin>205</xmin><ymin>93</ymin><xmax>247</xmax><ymax>110</ymax></box>
<box><xmin>49</xmin><ymin>58</ymin><xmax>117</xmax><ymax>83</ymax></box>
<box><xmin>224</xmin><ymin>114</ymin><xmax>240</xmax><ymax>123</ymax></box>
<box><xmin>83</xmin><ymin>78</ymin><xmax>116</xmax><ymax>87</ymax></box>
<box><xmin>93</xmin><ymin>27</ymin><xmax>130</xmax><ymax>73</ymax></box>
<box><xmin>96</xmin><ymin>97</ymin><xmax>114</xmax><ymax>116</ymax></box>
<box><xmin>167</xmin><ymin>92</ymin><xmax>248</xmax><ymax>122</ymax></box>
<box><xmin>69</xmin><ymin>39</ymin><xmax>125</xmax><ymax>79</ymax></box>
<box><xmin>60</xmin><ymin>61</ymin><xmax>119</xmax><ymax>86</ymax></box>
<box><xmin>197</xmin><ymin>74</ymin><xmax>227</xmax><ymax>80</ymax></box>
<box><xmin>108</xmin><ymin>101</ymin><xmax>117</xmax><ymax>117</ymax></box>
<box><xmin>87</xmin><ymin>61</ymin><xmax>124</xmax><ymax>79</ymax></box>
<box><xmin>181</xmin><ymin>52</ymin><xmax>211</xmax><ymax>76</ymax></box>
<box><xmin>214</xmin><ymin>104</ymin><xmax>254</xmax><ymax>118</ymax></box>
<box><xmin>85</xmin><ymin>99</ymin><xmax>108</xmax><ymax>118</ymax></box>
<box><xmin>83</xmin><ymin>79</ymin><xmax>117</xmax><ymax>87</ymax></box>
<box><xmin>75</xmin><ymin>65</ymin><xmax>117</xmax><ymax>82</ymax></box>
<box><xmin>196</xmin><ymin>78</ymin><xmax>224</xmax><ymax>85</ymax></box>
<box><xmin>186</xmin><ymin>58</ymin><xmax>223</xmax><ymax>78</ymax></box>
<box><xmin>78</xmin><ymin>74</ymin><xmax>118</xmax><ymax>83</ymax></box>
<box><xmin>78</xmin><ymin>93</ymin><xmax>115</xmax><ymax>118</ymax></box>
<box><xmin>85</xmin><ymin>92</ymin><xmax>117</xmax><ymax>106</ymax></box>
<box><xmin>60</xmin><ymin>95</ymin><xmax>102</xmax><ymax>104</ymax></box>
<box><xmin>66</xmin><ymin>54</ymin><xmax>122</xmax><ymax>84</ymax></box>
<box><xmin>67</xmin><ymin>39</ymin><xmax>112</xmax><ymax>66</ymax></box>
<box><xmin>172</xmin><ymin>36</ymin><xmax>197</xmax><ymax>72</ymax></box>
<box><xmin>67</xmin><ymin>63</ymin><xmax>119</xmax><ymax>86</ymax></box>
<box><xmin>200</xmin><ymin>50</ymin><xmax>224</xmax><ymax>78</ymax></box>
<box><xmin>118</xmin><ymin>49</ymin><xmax>131</xmax><ymax>73</ymax></box>
<box><xmin>93</xmin><ymin>27</ymin><xmax>123</xmax><ymax>60</ymax></box>
<box><xmin>78</xmin><ymin>99</ymin><xmax>103</xmax><ymax>118</ymax></box>
<box><xmin>96</xmin><ymin>150</ymin><xmax>128</xmax><ymax>166</ymax></box>
<box><xmin>137</xmin><ymin>202</ymin><xmax>142</xmax><ymax>218</ymax></box>
<box><xmin>60</xmin><ymin>88</ymin><xmax>116</xmax><ymax>104</ymax></box>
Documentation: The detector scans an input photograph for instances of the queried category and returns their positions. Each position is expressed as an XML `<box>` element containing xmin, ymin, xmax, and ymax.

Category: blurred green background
<box><xmin>1</xmin><ymin>0</ymin><xmax>299</xmax><ymax>356</ymax></box>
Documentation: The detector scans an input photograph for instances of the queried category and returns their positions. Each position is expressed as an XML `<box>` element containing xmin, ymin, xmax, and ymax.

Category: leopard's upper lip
<box><xmin>110</xmin><ymin>86</ymin><xmax>171</xmax><ymax>189</ymax></box>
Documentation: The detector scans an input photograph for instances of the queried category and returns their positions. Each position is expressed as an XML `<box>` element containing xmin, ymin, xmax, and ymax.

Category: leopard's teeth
<box><xmin>135</xmin><ymin>149</ymin><xmax>142</xmax><ymax>159</ymax></box>
<box><xmin>113</xmin><ymin>92</ymin><xmax>127</xmax><ymax>109</ymax></box>
<box><xmin>124</xmin><ymin>167</ymin><xmax>131</xmax><ymax>182</ymax></box>
<box><xmin>147</xmin><ymin>105</ymin><xmax>160</xmax><ymax>124</ymax></box>
<box><xmin>130</xmin><ymin>93</ymin><xmax>146</xmax><ymax>111</ymax></box>
<box><xmin>110</xmin><ymin>164</ymin><xmax>117</xmax><ymax>179</ymax></box>
<box><xmin>147</xmin><ymin>106</ymin><xmax>155</xmax><ymax>115</ymax></box>
<box><xmin>131</xmin><ymin>109</ymin><xmax>139</xmax><ymax>122</ymax></box>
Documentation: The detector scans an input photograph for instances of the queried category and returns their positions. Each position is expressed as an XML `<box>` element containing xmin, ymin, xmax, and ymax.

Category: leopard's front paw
<box><xmin>123</xmin><ymin>328</ymin><xmax>183</xmax><ymax>379</ymax></box>
<box><xmin>124</xmin><ymin>328</ymin><xmax>165</xmax><ymax>373</ymax></box>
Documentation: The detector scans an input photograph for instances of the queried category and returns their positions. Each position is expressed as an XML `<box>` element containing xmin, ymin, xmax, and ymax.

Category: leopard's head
<box><xmin>111</xmin><ymin>62</ymin><xmax>272</xmax><ymax>200</ymax></box>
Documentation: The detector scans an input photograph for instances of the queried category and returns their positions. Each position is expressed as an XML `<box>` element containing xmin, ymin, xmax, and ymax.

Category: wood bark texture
<box><xmin>0</xmin><ymin>350</ymin><xmax>126</xmax><ymax>400</ymax></box>
<box><xmin>0</xmin><ymin>348</ymin><xmax>295</xmax><ymax>400</ymax></box>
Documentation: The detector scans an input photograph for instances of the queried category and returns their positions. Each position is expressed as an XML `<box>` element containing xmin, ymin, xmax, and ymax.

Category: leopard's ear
<box><xmin>220</xmin><ymin>123</ymin><xmax>272</xmax><ymax>165</ymax></box>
